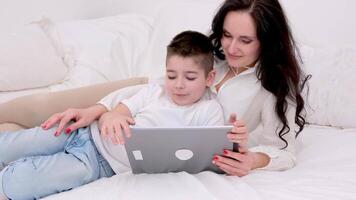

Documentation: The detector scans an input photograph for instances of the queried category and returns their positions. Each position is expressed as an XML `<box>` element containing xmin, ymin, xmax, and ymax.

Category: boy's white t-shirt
<box><xmin>91</xmin><ymin>82</ymin><xmax>224</xmax><ymax>173</ymax></box>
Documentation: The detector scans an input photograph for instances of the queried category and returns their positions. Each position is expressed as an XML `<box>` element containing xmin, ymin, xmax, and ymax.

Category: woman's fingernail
<box><xmin>54</xmin><ymin>131</ymin><xmax>58</xmax><ymax>136</ymax></box>
<box><xmin>213</xmin><ymin>155</ymin><xmax>219</xmax><ymax>161</ymax></box>
<box><xmin>223</xmin><ymin>149</ymin><xmax>228</xmax><ymax>155</ymax></box>
<box><xmin>65</xmin><ymin>128</ymin><xmax>71</xmax><ymax>134</ymax></box>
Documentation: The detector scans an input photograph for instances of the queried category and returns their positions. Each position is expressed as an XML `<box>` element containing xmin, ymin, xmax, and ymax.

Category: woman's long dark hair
<box><xmin>209</xmin><ymin>0</ymin><xmax>308</xmax><ymax>148</ymax></box>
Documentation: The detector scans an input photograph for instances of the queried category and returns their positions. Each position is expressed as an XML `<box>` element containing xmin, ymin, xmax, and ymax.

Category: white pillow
<box><xmin>137</xmin><ymin>0</ymin><xmax>224</xmax><ymax>78</ymax></box>
<box><xmin>39</xmin><ymin>14</ymin><xmax>154</xmax><ymax>87</ymax></box>
<box><xmin>0</xmin><ymin>24</ymin><xmax>68</xmax><ymax>91</ymax></box>
<box><xmin>301</xmin><ymin>46</ymin><xmax>356</xmax><ymax>128</ymax></box>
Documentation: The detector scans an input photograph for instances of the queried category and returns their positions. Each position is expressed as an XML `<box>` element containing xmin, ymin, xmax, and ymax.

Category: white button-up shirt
<box><xmin>212</xmin><ymin>60</ymin><xmax>297</xmax><ymax>170</ymax></box>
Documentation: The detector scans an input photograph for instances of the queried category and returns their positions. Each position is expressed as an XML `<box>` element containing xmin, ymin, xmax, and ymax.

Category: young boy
<box><xmin>0</xmin><ymin>31</ymin><xmax>224</xmax><ymax>200</ymax></box>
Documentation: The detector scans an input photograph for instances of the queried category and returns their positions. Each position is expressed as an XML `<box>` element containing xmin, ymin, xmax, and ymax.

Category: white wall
<box><xmin>110</xmin><ymin>0</ymin><xmax>356</xmax><ymax>48</ymax></box>
<box><xmin>0</xmin><ymin>0</ymin><xmax>115</xmax><ymax>30</ymax></box>
<box><xmin>0</xmin><ymin>0</ymin><xmax>355</xmax><ymax>48</ymax></box>
<box><xmin>280</xmin><ymin>0</ymin><xmax>356</xmax><ymax>48</ymax></box>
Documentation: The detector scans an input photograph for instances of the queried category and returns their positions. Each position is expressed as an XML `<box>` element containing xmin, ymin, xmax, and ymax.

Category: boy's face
<box><xmin>165</xmin><ymin>55</ymin><xmax>215</xmax><ymax>106</ymax></box>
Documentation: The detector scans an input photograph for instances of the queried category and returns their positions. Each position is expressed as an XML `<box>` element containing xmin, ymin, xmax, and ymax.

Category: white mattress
<box><xmin>44</xmin><ymin>125</ymin><xmax>356</xmax><ymax>200</ymax></box>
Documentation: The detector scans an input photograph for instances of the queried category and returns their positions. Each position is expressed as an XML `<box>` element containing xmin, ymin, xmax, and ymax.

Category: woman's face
<box><xmin>221</xmin><ymin>11</ymin><xmax>260</xmax><ymax>69</ymax></box>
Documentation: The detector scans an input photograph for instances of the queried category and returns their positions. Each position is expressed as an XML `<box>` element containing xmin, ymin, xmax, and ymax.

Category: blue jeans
<box><xmin>0</xmin><ymin>126</ymin><xmax>114</xmax><ymax>200</ymax></box>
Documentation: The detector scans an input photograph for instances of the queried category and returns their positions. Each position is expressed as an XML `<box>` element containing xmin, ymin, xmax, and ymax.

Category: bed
<box><xmin>0</xmin><ymin>0</ymin><xmax>356</xmax><ymax>199</ymax></box>
<box><xmin>43</xmin><ymin>125</ymin><xmax>356</xmax><ymax>200</ymax></box>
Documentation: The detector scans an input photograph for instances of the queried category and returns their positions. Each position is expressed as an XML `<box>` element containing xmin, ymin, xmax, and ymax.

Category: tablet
<box><xmin>124</xmin><ymin>125</ymin><xmax>233</xmax><ymax>174</ymax></box>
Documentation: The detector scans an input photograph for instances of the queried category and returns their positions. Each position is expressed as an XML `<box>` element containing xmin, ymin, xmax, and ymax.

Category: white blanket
<box><xmin>243</xmin><ymin>125</ymin><xmax>356</xmax><ymax>200</ymax></box>
<box><xmin>46</xmin><ymin>172</ymin><xmax>261</xmax><ymax>200</ymax></box>
<box><xmin>44</xmin><ymin>125</ymin><xmax>356</xmax><ymax>200</ymax></box>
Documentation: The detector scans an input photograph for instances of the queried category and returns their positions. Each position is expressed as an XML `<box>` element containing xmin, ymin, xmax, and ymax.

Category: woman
<box><xmin>209</xmin><ymin>0</ymin><xmax>307</xmax><ymax>176</ymax></box>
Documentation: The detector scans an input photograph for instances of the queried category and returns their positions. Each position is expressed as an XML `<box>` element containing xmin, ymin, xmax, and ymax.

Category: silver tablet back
<box><xmin>124</xmin><ymin>126</ymin><xmax>233</xmax><ymax>174</ymax></box>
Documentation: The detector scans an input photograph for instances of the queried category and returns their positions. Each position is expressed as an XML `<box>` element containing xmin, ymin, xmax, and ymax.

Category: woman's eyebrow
<box><xmin>223</xmin><ymin>28</ymin><xmax>256</xmax><ymax>39</ymax></box>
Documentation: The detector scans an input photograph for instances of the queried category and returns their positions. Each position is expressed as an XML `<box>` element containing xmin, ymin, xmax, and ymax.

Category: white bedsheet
<box><xmin>243</xmin><ymin>125</ymin><xmax>356</xmax><ymax>200</ymax></box>
<box><xmin>44</xmin><ymin>125</ymin><xmax>356</xmax><ymax>200</ymax></box>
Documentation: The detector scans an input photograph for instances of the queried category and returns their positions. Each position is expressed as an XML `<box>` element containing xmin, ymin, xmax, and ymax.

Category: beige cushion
<box><xmin>0</xmin><ymin>77</ymin><xmax>147</xmax><ymax>128</ymax></box>
<box><xmin>0</xmin><ymin>123</ymin><xmax>25</xmax><ymax>132</ymax></box>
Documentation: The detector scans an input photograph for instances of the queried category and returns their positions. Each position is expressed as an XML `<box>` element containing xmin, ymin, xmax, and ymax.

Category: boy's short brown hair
<box><xmin>166</xmin><ymin>30</ymin><xmax>214</xmax><ymax>76</ymax></box>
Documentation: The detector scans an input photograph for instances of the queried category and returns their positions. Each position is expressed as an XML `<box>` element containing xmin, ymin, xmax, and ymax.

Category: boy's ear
<box><xmin>206</xmin><ymin>69</ymin><xmax>216</xmax><ymax>87</ymax></box>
